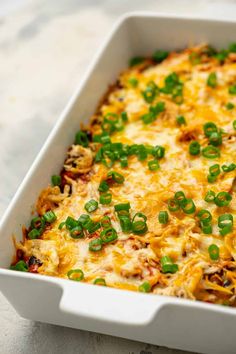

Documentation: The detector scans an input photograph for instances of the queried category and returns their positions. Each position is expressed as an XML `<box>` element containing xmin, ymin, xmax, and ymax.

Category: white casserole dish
<box><xmin>0</xmin><ymin>13</ymin><xmax>236</xmax><ymax>354</ymax></box>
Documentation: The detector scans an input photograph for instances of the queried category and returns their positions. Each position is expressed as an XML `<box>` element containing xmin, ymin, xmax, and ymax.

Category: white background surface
<box><xmin>0</xmin><ymin>1</ymin><xmax>235</xmax><ymax>353</ymax></box>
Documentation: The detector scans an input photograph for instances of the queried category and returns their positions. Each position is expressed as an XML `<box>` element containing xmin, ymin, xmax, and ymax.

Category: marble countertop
<box><xmin>0</xmin><ymin>1</ymin><xmax>236</xmax><ymax>353</ymax></box>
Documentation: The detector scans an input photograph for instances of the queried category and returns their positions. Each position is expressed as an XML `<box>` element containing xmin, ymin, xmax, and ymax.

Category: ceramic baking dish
<box><xmin>0</xmin><ymin>13</ymin><xmax>236</xmax><ymax>354</ymax></box>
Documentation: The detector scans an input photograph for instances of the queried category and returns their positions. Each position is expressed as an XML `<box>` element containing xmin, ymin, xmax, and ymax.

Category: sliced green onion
<box><xmin>201</xmin><ymin>222</ymin><xmax>213</xmax><ymax>234</ymax></box>
<box><xmin>168</xmin><ymin>198</ymin><xmax>180</xmax><ymax>212</ymax></box>
<box><xmin>28</xmin><ymin>229</ymin><xmax>41</xmax><ymax>239</ymax></box>
<box><xmin>114</xmin><ymin>203</ymin><xmax>131</xmax><ymax>212</ymax></box>
<box><xmin>153</xmin><ymin>145</ymin><xmax>165</xmax><ymax>159</ymax></box>
<box><xmin>84</xmin><ymin>220</ymin><xmax>101</xmax><ymax>234</ymax></box>
<box><xmin>120</xmin><ymin>155</ymin><xmax>128</xmax><ymax>168</ymax></box>
<box><xmin>207</xmin><ymin>72</ymin><xmax>217</xmax><ymax>88</ymax></box>
<box><xmin>208</xmin><ymin>244</ymin><xmax>219</xmax><ymax>260</ymax></box>
<box><xmin>158</xmin><ymin>211</ymin><xmax>169</xmax><ymax>224</ymax></box>
<box><xmin>75</xmin><ymin>131</ymin><xmax>89</xmax><ymax>147</ymax></box>
<box><xmin>207</xmin><ymin>174</ymin><xmax>217</xmax><ymax>183</ymax></box>
<box><xmin>229</xmin><ymin>43</ymin><xmax>236</xmax><ymax>52</ymax></box>
<box><xmin>43</xmin><ymin>210</ymin><xmax>57</xmax><ymax>223</ymax></box>
<box><xmin>222</xmin><ymin>163</ymin><xmax>236</xmax><ymax>172</ymax></box>
<box><xmin>148</xmin><ymin>159</ymin><xmax>159</xmax><ymax>171</ymax></box>
<box><xmin>89</xmin><ymin>238</ymin><xmax>103</xmax><ymax>252</ymax></box>
<box><xmin>58</xmin><ymin>221</ymin><xmax>65</xmax><ymax>230</ymax></box>
<box><xmin>209</xmin><ymin>164</ymin><xmax>221</xmax><ymax>176</ymax></box>
<box><xmin>129</xmin><ymin>56</ymin><xmax>144</xmax><ymax>67</ymax></box>
<box><xmin>100</xmin><ymin>228</ymin><xmax>118</xmax><ymax>243</ymax></box>
<box><xmin>214</xmin><ymin>192</ymin><xmax>232</xmax><ymax>207</ymax></box>
<box><xmin>128</xmin><ymin>77</ymin><xmax>138</xmax><ymax>87</ymax></box>
<box><xmin>100</xmin><ymin>215</ymin><xmax>111</xmax><ymax>228</ymax></box>
<box><xmin>209</xmin><ymin>132</ymin><xmax>222</xmax><ymax>146</ymax></box>
<box><xmin>203</xmin><ymin>122</ymin><xmax>218</xmax><ymax>137</ymax></box>
<box><xmin>218</xmin><ymin>213</ymin><xmax>233</xmax><ymax>229</ymax></box>
<box><xmin>176</xmin><ymin>115</ymin><xmax>186</xmax><ymax>126</ymax></box>
<box><xmin>226</xmin><ymin>102</ymin><xmax>234</xmax><ymax>110</ymax></box>
<box><xmin>67</xmin><ymin>269</ymin><xmax>84</xmax><ymax>281</ymax></box>
<box><xmin>99</xmin><ymin>193</ymin><xmax>112</xmax><ymax>205</ymax></box>
<box><xmin>229</xmin><ymin>84</ymin><xmax>236</xmax><ymax>95</ymax></box>
<box><xmin>121</xmin><ymin>111</ymin><xmax>128</xmax><ymax>122</ymax></box>
<box><xmin>51</xmin><ymin>175</ymin><xmax>61</xmax><ymax>187</ymax></box>
<box><xmin>233</xmin><ymin>120</ymin><xmax>236</xmax><ymax>130</ymax></box>
<box><xmin>204</xmin><ymin>190</ymin><xmax>216</xmax><ymax>203</ymax></box>
<box><xmin>65</xmin><ymin>216</ymin><xmax>78</xmax><ymax>230</ymax></box>
<box><xmin>160</xmin><ymin>256</ymin><xmax>178</xmax><ymax>274</ymax></box>
<box><xmin>94</xmin><ymin>278</ymin><xmax>106</xmax><ymax>286</ymax></box>
<box><xmin>139</xmin><ymin>281</ymin><xmax>151</xmax><ymax>293</ymax></box>
<box><xmin>107</xmin><ymin>171</ymin><xmax>124</xmax><ymax>184</ymax></box>
<box><xmin>30</xmin><ymin>216</ymin><xmax>45</xmax><ymax>230</ymax></box>
<box><xmin>137</xmin><ymin>145</ymin><xmax>148</xmax><ymax>161</ymax></box>
<box><xmin>197</xmin><ymin>209</ymin><xmax>212</xmax><ymax>225</ymax></box>
<box><xmin>141</xmin><ymin>112</ymin><xmax>156</xmax><ymax>124</ymax></box>
<box><xmin>132</xmin><ymin>221</ymin><xmax>148</xmax><ymax>235</ymax></box>
<box><xmin>84</xmin><ymin>199</ymin><xmax>98</xmax><ymax>213</ymax></box>
<box><xmin>153</xmin><ymin>50</ymin><xmax>168</xmax><ymax>63</ymax></box>
<box><xmin>202</xmin><ymin>146</ymin><xmax>220</xmax><ymax>159</ymax></box>
<box><xmin>142</xmin><ymin>81</ymin><xmax>158</xmax><ymax>103</ymax></box>
<box><xmin>70</xmin><ymin>225</ymin><xmax>84</xmax><ymax>239</ymax></box>
<box><xmin>215</xmin><ymin>49</ymin><xmax>228</xmax><ymax>63</ymax></box>
<box><xmin>219</xmin><ymin>225</ymin><xmax>232</xmax><ymax>236</ymax></box>
<box><xmin>180</xmin><ymin>198</ymin><xmax>196</xmax><ymax>214</ymax></box>
<box><xmin>10</xmin><ymin>260</ymin><xmax>28</xmax><ymax>272</ymax></box>
<box><xmin>98</xmin><ymin>180</ymin><xmax>109</xmax><ymax>192</ymax></box>
<box><xmin>78</xmin><ymin>214</ymin><xmax>90</xmax><ymax>227</ymax></box>
<box><xmin>119</xmin><ymin>215</ymin><xmax>132</xmax><ymax>233</ymax></box>
<box><xmin>189</xmin><ymin>141</ymin><xmax>200</xmax><ymax>155</ymax></box>
<box><xmin>93</xmin><ymin>132</ymin><xmax>111</xmax><ymax>144</ymax></box>
<box><xmin>174</xmin><ymin>191</ymin><xmax>186</xmax><ymax>204</ymax></box>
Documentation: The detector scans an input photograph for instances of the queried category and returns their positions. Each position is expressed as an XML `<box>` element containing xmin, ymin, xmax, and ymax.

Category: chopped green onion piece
<box><xmin>28</xmin><ymin>229</ymin><xmax>41</xmax><ymax>239</ymax></box>
<box><xmin>226</xmin><ymin>102</ymin><xmax>234</xmax><ymax>110</ymax></box>
<box><xmin>120</xmin><ymin>155</ymin><xmax>128</xmax><ymax>168</ymax></box>
<box><xmin>43</xmin><ymin>210</ymin><xmax>57</xmax><ymax>223</ymax></box>
<box><xmin>215</xmin><ymin>49</ymin><xmax>228</xmax><ymax>63</ymax></box>
<box><xmin>218</xmin><ymin>213</ymin><xmax>233</xmax><ymax>229</ymax></box>
<box><xmin>30</xmin><ymin>216</ymin><xmax>45</xmax><ymax>230</ymax></box>
<box><xmin>98</xmin><ymin>180</ymin><xmax>109</xmax><ymax>192</ymax></box>
<box><xmin>209</xmin><ymin>132</ymin><xmax>222</xmax><ymax>146</ymax></box>
<box><xmin>132</xmin><ymin>221</ymin><xmax>148</xmax><ymax>235</ymax></box>
<box><xmin>229</xmin><ymin>84</ymin><xmax>236</xmax><ymax>95</ymax></box>
<box><xmin>121</xmin><ymin>111</ymin><xmax>128</xmax><ymax>122</ymax></box>
<box><xmin>202</xmin><ymin>146</ymin><xmax>220</xmax><ymax>159</ymax></box>
<box><xmin>132</xmin><ymin>212</ymin><xmax>147</xmax><ymax>223</ymax></box>
<box><xmin>197</xmin><ymin>209</ymin><xmax>212</xmax><ymax>225</ymax></box>
<box><xmin>75</xmin><ymin>131</ymin><xmax>89</xmax><ymax>147</ymax></box>
<box><xmin>174</xmin><ymin>191</ymin><xmax>186</xmax><ymax>204</ymax></box>
<box><xmin>233</xmin><ymin>120</ymin><xmax>236</xmax><ymax>130</ymax></box>
<box><xmin>208</xmin><ymin>244</ymin><xmax>220</xmax><ymax>260</ymax></box>
<box><xmin>148</xmin><ymin>159</ymin><xmax>160</xmax><ymax>171</ymax></box>
<box><xmin>180</xmin><ymin>198</ymin><xmax>196</xmax><ymax>214</ymax></box>
<box><xmin>137</xmin><ymin>145</ymin><xmax>148</xmax><ymax>161</ymax></box>
<box><xmin>107</xmin><ymin>171</ymin><xmax>124</xmax><ymax>184</ymax></box>
<box><xmin>10</xmin><ymin>260</ymin><xmax>28</xmax><ymax>272</ymax></box>
<box><xmin>142</xmin><ymin>81</ymin><xmax>159</xmax><ymax>103</ymax></box>
<box><xmin>222</xmin><ymin>163</ymin><xmax>236</xmax><ymax>172</ymax></box>
<box><xmin>78</xmin><ymin>214</ymin><xmax>90</xmax><ymax>227</ymax></box>
<box><xmin>229</xmin><ymin>43</ymin><xmax>236</xmax><ymax>52</ymax></box>
<box><xmin>51</xmin><ymin>175</ymin><xmax>61</xmax><ymax>187</ymax></box>
<box><xmin>153</xmin><ymin>50</ymin><xmax>168</xmax><ymax>63</ymax></box>
<box><xmin>119</xmin><ymin>215</ymin><xmax>132</xmax><ymax>233</ymax></box>
<box><xmin>209</xmin><ymin>164</ymin><xmax>221</xmax><ymax>176</ymax></box>
<box><xmin>89</xmin><ymin>238</ymin><xmax>103</xmax><ymax>252</ymax></box>
<box><xmin>58</xmin><ymin>221</ymin><xmax>65</xmax><ymax>230</ymax></box>
<box><xmin>129</xmin><ymin>56</ymin><xmax>144</xmax><ymax>67</ymax></box>
<box><xmin>128</xmin><ymin>77</ymin><xmax>138</xmax><ymax>87</ymax></box>
<box><xmin>100</xmin><ymin>228</ymin><xmax>118</xmax><ymax>243</ymax></box>
<box><xmin>93</xmin><ymin>132</ymin><xmax>110</xmax><ymax>144</ymax></box>
<box><xmin>114</xmin><ymin>203</ymin><xmax>131</xmax><ymax>212</ymax></box>
<box><xmin>168</xmin><ymin>198</ymin><xmax>180</xmax><ymax>212</ymax></box>
<box><xmin>207</xmin><ymin>174</ymin><xmax>217</xmax><ymax>183</ymax></box>
<box><xmin>204</xmin><ymin>190</ymin><xmax>216</xmax><ymax>203</ymax></box>
<box><xmin>189</xmin><ymin>141</ymin><xmax>200</xmax><ymax>155</ymax></box>
<box><xmin>203</xmin><ymin>122</ymin><xmax>218</xmax><ymax>137</ymax></box>
<box><xmin>99</xmin><ymin>192</ymin><xmax>112</xmax><ymax>205</ymax></box>
<box><xmin>160</xmin><ymin>256</ymin><xmax>178</xmax><ymax>274</ymax></box>
<box><xmin>70</xmin><ymin>225</ymin><xmax>84</xmax><ymax>239</ymax></box>
<box><xmin>139</xmin><ymin>281</ymin><xmax>151</xmax><ymax>293</ymax></box>
<box><xmin>219</xmin><ymin>225</ymin><xmax>232</xmax><ymax>236</ymax></box>
<box><xmin>100</xmin><ymin>215</ymin><xmax>111</xmax><ymax>229</ymax></box>
<box><xmin>214</xmin><ymin>192</ymin><xmax>232</xmax><ymax>207</ymax></box>
<box><xmin>94</xmin><ymin>278</ymin><xmax>106</xmax><ymax>286</ymax></box>
<box><xmin>207</xmin><ymin>72</ymin><xmax>217</xmax><ymax>88</ymax></box>
<box><xmin>67</xmin><ymin>269</ymin><xmax>84</xmax><ymax>281</ymax></box>
<box><xmin>176</xmin><ymin>115</ymin><xmax>186</xmax><ymax>126</ymax></box>
<box><xmin>158</xmin><ymin>211</ymin><xmax>169</xmax><ymax>224</ymax></box>
<box><xmin>201</xmin><ymin>222</ymin><xmax>212</xmax><ymax>234</ymax></box>
<box><xmin>84</xmin><ymin>199</ymin><xmax>98</xmax><ymax>213</ymax></box>
<box><xmin>65</xmin><ymin>216</ymin><xmax>78</xmax><ymax>230</ymax></box>
<box><xmin>153</xmin><ymin>145</ymin><xmax>165</xmax><ymax>159</ymax></box>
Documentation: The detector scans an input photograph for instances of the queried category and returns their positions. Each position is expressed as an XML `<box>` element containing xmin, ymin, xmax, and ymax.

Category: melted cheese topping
<box><xmin>15</xmin><ymin>45</ymin><xmax>236</xmax><ymax>305</ymax></box>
